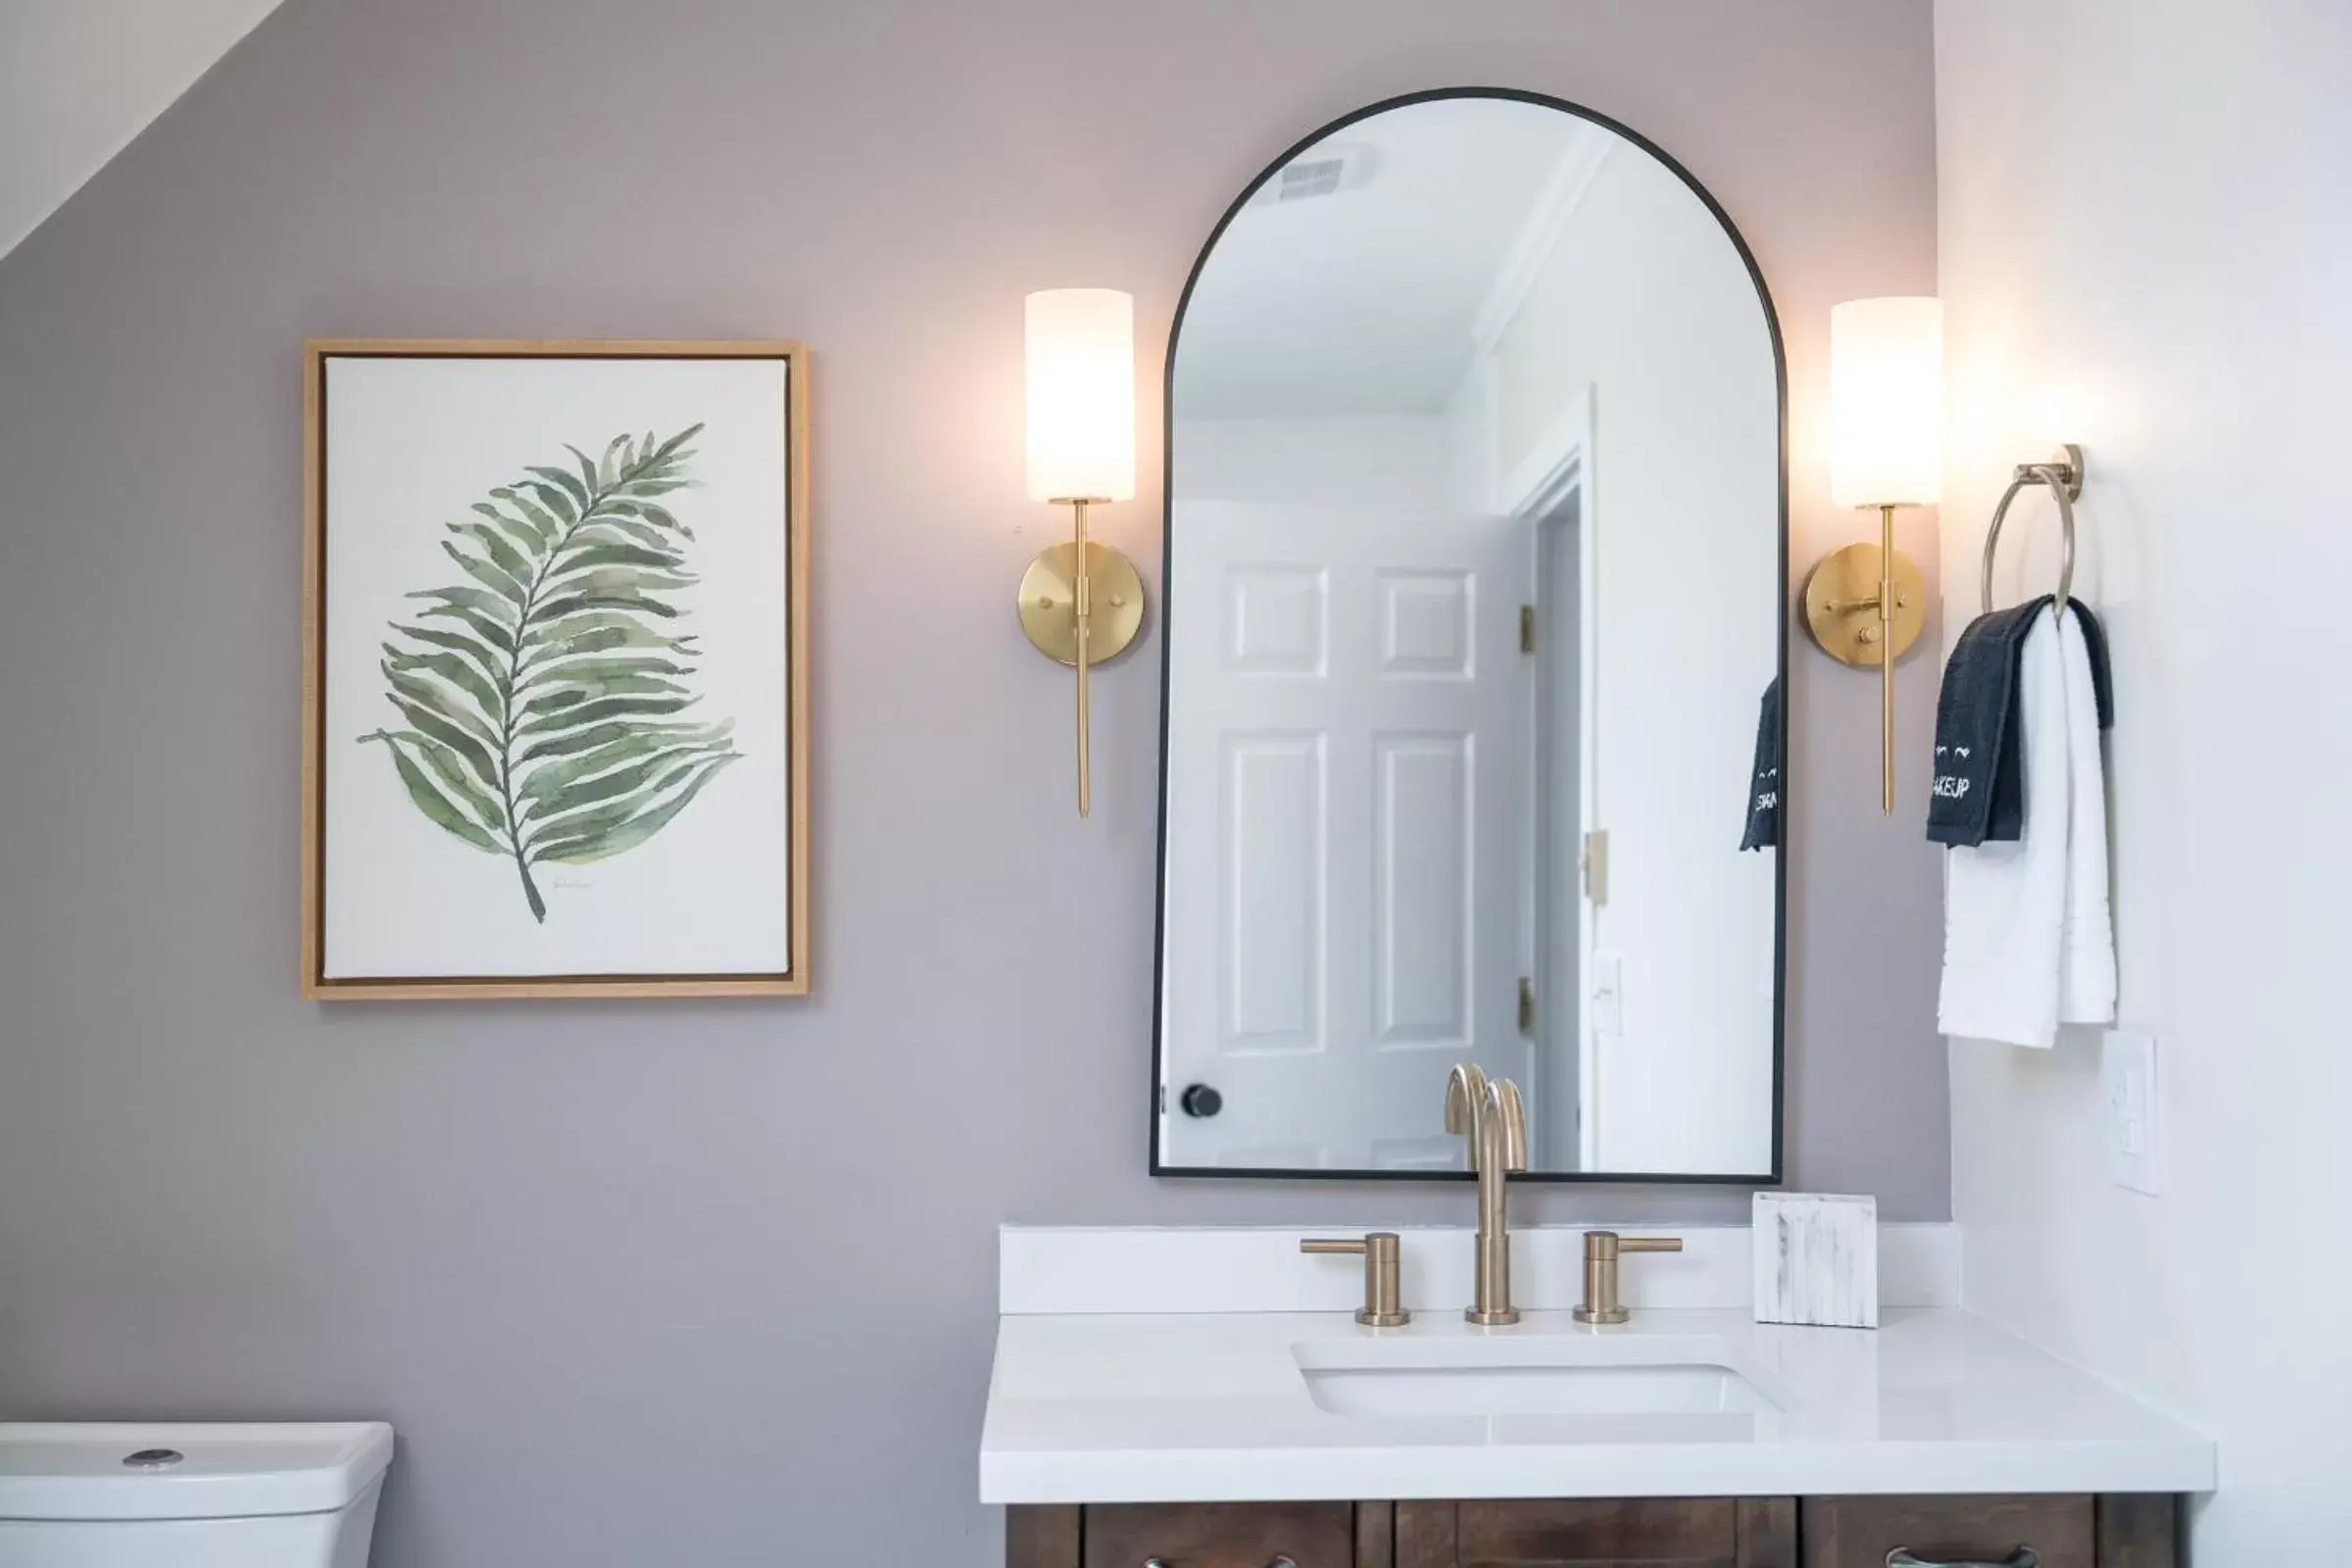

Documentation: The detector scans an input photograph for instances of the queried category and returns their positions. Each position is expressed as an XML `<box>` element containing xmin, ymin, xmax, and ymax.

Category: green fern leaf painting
<box><xmin>358</xmin><ymin>425</ymin><xmax>740</xmax><ymax>923</ymax></box>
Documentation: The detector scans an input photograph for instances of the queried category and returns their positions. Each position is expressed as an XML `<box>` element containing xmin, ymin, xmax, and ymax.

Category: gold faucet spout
<box><xmin>1444</xmin><ymin>1061</ymin><xmax>1490</xmax><ymax>1144</ymax></box>
<box><xmin>1447</xmin><ymin>1064</ymin><xmax>1527</xmax><ymax>1325</ymax></box>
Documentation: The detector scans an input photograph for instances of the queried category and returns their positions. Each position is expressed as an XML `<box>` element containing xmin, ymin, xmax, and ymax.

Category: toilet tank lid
<box><xmin>0</xmin><ymin>1423</ymin><xmax>393</xmax><ymax>1522</ymax></box>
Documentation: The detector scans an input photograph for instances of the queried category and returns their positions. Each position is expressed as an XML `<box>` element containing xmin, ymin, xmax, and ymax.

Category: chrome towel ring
<box><xmin>1980</xmin><ymin>444</ymin><xmax>2084</xmax><ymax>614</ymax></box>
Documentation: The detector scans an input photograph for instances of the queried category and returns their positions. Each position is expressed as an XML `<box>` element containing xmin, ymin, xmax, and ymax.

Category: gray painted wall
<box><xmin>0</xmin><ymin>2</ymin><xmax>1941</xmax><ymax>1562</ymax></box>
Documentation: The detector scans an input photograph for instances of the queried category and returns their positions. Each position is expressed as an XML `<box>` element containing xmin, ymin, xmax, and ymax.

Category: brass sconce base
<box><xmin>1017</xmin><ymin>541</ymin><xmax>1145</xmax><ymax>666</ymax></box>
<box><xmin>1801</xmin><ymin>543</ymin><xmax>1926</xmax><ymax>669</ymax></box>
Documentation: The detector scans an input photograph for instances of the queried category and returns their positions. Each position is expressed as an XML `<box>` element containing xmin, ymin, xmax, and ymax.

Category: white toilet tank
<box><xmin>0</xmin><ymin>1422</ymin><xmax>393</xmax><ymax>1568</ymax></box>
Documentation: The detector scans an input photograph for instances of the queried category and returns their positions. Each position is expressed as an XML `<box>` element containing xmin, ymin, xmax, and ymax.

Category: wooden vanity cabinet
<box><xmin>1396</xmin><ymin>1498</ymin><xmax>1794</xmax><ymax>1566</ymax></box>
<box><xmin>1006</xmin><ymin>1494</ymin><xmax>2177</xmax><ymax>1568</ymax></box>
<box><xmin>1069</xmin><ymin>1502</ymin><xmax>1355</xmax><ymax>1568</ymax></box>
<box><xmin>1800</xmin><ymin>1494</ymin><xmax>2176</xmax><ymax>1568</ymax></box>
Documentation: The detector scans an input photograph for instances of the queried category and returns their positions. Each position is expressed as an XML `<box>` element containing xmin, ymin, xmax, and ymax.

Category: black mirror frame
<box><xmin>1150</xmin><ymin>87</ymin><xmax>1788</xmax><ymax>1185</ymax></box>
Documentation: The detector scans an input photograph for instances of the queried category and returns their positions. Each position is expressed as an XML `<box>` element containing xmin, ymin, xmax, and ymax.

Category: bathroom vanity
<box><xmin>1004</xmin><ymin>1495</ymin><xmax>2175</xmax><ymax>1568</ymax></box>
<box><xmin>981</xmin><ymin>1228</ymin><xmax>2212</xmax><ymax>1568</ymax></box>
<box><xmin>992</xmin><ymin>82</ymin><xmax>2213</xmax><ymax>1568</ymax></box>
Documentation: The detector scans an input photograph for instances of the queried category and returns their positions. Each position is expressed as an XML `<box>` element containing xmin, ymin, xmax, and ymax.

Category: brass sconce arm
<box><xmin>1017</xmin><ymin>501</ymin><xmax>1144</xmax><ymax>817</ymax></box>
<box><xmin>1802</xmin><ymin>509</ymin><xmax>1926</xmax><ymax>813</ymax></box>
<box><xmin>1876</xmin><ymin>502</ymin><xmax>1898</xmax><ymax>813</ymax></box>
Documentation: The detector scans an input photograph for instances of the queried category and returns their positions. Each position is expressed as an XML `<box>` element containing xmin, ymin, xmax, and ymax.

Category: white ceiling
<box><xmin>1174</xmin><ymin>98</ymin><xmax>1604</xmax><ymax>419</ymax></box>
<box><xmin>0</xmin><ymin>0</ymin><xmax>287</xmax><ymax>259</ymax></box>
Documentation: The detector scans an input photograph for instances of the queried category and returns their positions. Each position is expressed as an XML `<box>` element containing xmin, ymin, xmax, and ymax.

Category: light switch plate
<box><xmin>1591</xmin><ymin>953</ymin><xmax>1624</xmax><ymax>1036</ymax></box>
<box><xmin>2102</xmin><ymin>1030</ymin><xmax>2161</xmax><ymax>1196</ymax></box>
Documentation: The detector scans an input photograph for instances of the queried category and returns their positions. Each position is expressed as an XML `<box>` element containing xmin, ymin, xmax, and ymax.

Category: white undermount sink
<box><xmin>1294</xmin><ymin>1334</ymin><xmax>1781</xmax><ymax>1420</ymax></box>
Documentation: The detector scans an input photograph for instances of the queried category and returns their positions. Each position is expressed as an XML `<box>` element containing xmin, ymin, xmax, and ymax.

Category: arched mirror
<box><xmin>1153</xmin><ymin>90</ymin><xmax>1785</xmax><ymax>1181</ymax></box>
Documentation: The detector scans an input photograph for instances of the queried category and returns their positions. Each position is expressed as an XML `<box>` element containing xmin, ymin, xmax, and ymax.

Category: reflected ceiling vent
<box><xmin>1248</xmin><ymin>144</ymin><xmax>1377</xmax><ymax>208</ymax></box>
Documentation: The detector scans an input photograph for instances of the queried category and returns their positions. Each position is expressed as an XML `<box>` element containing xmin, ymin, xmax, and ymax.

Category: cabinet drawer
<box><xmin>1463</xmin><ymin>1497</ymin><xmax>1738</xmax><ymax>1563</ymax></box>
<box><xmin>1800</xmin><ymin>1496</ymin><xmax>2093</xmax><ymax>1568</ymax></box>
<box><xmin>1084</xmin><ymin>1501</ymin><xmax>1355</xmax><ymax>1568</ymax></box>
<box><xmin>1397</xmin><ymin>1497</ymin><xmax>1794</xmax><ymax>1567</ymax></box>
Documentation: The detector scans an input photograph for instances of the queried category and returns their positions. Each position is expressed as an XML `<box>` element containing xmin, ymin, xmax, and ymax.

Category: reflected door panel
<box><xmin>1163</xmin><ymin>506</ymin><xmax>1530</xmax><ymax>1168</ymax></box>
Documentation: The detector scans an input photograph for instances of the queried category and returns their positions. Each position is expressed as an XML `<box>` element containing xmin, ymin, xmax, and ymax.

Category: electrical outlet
<box><xmin>2101</xmin><ymin>1030</ymin><xmax>2161</xmax><ymax>1196</ymax></box>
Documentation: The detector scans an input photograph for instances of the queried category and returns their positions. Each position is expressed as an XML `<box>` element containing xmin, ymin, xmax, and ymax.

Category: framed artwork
<box><xmin>300</xmin><ymin>339</ymin><xmax>809</xmax><ymax>999</ymax></box>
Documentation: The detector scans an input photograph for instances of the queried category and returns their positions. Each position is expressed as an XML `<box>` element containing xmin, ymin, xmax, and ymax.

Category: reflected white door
<box><xmin>1162</xmin><ymin>502</ymin><xmax>1532</xmax><ymax>1169</ymax></box>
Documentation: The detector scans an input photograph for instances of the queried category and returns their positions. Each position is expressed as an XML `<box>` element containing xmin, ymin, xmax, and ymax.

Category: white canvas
<box><xmin>319</xmin><ymin>354</ymin><xmax>793</xmax><ymax>978</ymax></box>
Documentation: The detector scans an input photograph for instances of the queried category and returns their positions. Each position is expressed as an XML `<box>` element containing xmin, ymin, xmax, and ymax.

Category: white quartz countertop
<box><xmin>979</xmin><ymin>1306</ymin><xmax>2214</xmax><ymax>1503</ymax></box>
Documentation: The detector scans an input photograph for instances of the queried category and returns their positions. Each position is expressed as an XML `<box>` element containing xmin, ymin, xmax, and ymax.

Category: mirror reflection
<box><xmin>1156</xmin><ymin>93</ymin><xmax>1784</xmax><ymax>1179</ymax></box>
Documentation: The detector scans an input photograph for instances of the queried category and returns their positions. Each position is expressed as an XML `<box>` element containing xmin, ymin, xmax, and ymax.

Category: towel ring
<box><xmin>1980</xmin><ymin>444</ymin><xmax>2084</xmax><ymax>614</ymax></box>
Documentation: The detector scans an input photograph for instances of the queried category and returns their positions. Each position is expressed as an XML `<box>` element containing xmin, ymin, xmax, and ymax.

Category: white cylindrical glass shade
<box><xmin>1025</xmin><ymin>289</ymin><xmax>1137</xmax><ymax>503</ymax></box>
<box><xmin>1829</xmin><ymin>296</ymin><xmax>1942</xmax><ymax>509</ymax></box>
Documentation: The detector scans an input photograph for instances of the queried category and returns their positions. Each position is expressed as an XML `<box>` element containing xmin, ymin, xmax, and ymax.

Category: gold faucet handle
<box><xmin>1582</xmin><ymin>1230</ymin><xmax>1684</xmax><ymax>1256</ymax></box>
<box><xmin>1300</xmin><ymin>1233</ymin><xmax>1408</xmax><ymax>1327</ymax></box>
<box><xmin>1574</xmin><ymin>1232</ymin><xmax>1683</xmax><ymax>1324</ymax></box>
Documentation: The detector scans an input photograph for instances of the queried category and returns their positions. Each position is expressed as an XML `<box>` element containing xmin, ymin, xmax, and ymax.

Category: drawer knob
<box><xmin>1888</xmin><ymin>1550</ymin><xmax>2038</xmax><ymax>1568</ymax></box>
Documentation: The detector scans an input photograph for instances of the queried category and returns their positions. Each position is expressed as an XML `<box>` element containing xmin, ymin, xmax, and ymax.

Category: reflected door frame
<box><xmin>1496</xmin><ymin>384</ymin><xmax>1599</xmax><ymax>1171</ymax></box>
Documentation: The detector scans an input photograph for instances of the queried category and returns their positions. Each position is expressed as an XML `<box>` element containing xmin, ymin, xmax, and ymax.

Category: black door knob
<box><xmin>1179</xmin><ymin>1083</ymin><xmax>1223</xmax><ymax>1118</ymax></box>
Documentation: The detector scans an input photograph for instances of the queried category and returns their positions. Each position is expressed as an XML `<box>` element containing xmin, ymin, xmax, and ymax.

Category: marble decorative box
<box><xmin>1752</xmin><ymin>1192</ymin><xmax>1878</xmax><ymax>1329</ymax></box>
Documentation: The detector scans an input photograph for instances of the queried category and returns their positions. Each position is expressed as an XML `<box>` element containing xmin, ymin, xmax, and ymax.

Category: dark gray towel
<box><xmin>1928</xmin><ymin>602</ymin><xmax>2046</xmax><ymax>845</ymax></box>
<box><xmin>1928</xmin><ymin>596</ymin><xmax>2113</xmax><ymax>848</ymax></box>
<box><xmin>1740</xmin><ymin>676</ymin><xmax>1781</xmax><ymax>852</ymax></box>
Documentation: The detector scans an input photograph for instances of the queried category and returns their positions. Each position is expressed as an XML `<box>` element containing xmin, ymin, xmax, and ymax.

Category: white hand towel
<box><xmin>1938</xmin><ymin>608</ymin><xmax>2069</xmax><ymax>1047</ymax></box>
<box><xmin>2057</xmin><ymin>609</ymin><xmax>2117</xmax><ymax>1026</ymax></box>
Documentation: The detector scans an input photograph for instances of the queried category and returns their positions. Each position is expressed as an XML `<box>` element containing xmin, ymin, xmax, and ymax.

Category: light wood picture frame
<box><xmin>301</xmin><ymin>339</ymin><xmax>810</xmax><ymax>999</ymax></box>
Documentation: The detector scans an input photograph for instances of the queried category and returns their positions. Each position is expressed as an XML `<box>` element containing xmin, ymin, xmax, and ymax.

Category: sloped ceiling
<box><xmin>0</xmin><ymin>0</ymin><xmax>287</xmax><ymax>259</ymax></box>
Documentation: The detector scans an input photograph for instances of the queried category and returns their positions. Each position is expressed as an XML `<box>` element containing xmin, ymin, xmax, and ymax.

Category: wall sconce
<box><xmin>1804</xmin><ymin>295</ymin><xmax>1941</xmax><ymax>812</ymax></box>
<box><xmin>1019</xmin><ymin>288</ymin><xmax>1145</xmax><ymax>817</ymax></box>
